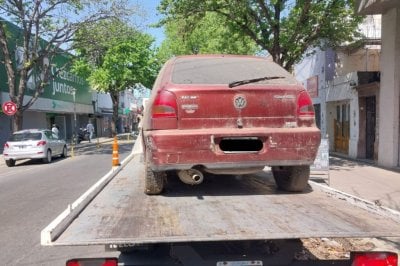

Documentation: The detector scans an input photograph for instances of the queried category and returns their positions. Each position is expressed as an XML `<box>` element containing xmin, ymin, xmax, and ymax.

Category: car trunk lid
<box><xmin>170</xmin><ymin>85</ymin><xmax>301</xmax><ymax>129</ymax></box>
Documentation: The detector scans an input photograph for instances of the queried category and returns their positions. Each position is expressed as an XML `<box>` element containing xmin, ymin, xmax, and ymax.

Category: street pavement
<box><xmin>0</xmin><ymin>133</ymin><xmax>132</xmax><ymax>168</ymax></box>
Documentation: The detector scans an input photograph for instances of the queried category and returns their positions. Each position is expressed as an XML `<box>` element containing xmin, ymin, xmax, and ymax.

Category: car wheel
<box><xmin>5</xmin><ymin>159</ymin><xmax>15</xmax><ymax>167</ymax></box>
<box><xmin>272</xmin><ymin>165</ymin><xmax>310</xmax><ymax>192</ymax></box>
<box><xmin>43</xmin><ymin>150</ymin><xmax>52</xmax><ymax>163</ymax></box>
<box><xmin>61</xmin><ymin>145</ymin><xmax>67</xmax><ymax>158</ymax></box>
<box><xmin>144</xmin><ymin>152</ymin><xmax>165</xmax><ymax>195</ymax></box>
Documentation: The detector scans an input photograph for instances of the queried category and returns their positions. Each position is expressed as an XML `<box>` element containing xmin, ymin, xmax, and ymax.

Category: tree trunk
<box><xmin>13</xmin><ymin>110</ymin><xmax>24</xmax><ymax>132</ymax></box>
<box><xmin>110</xmin><ymin>91</ymin><xmax>119</xmax><ymax>137</ymax></box>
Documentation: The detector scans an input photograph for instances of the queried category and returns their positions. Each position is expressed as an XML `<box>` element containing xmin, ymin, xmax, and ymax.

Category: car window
<box><xmin>9</xmin><ymin>132</ymin><xmax>42</xmax><ymax>141</ymax></box>
<box><xmin>44</xmin><ymin>131</ymin><xmax>54</xmax><ymax>140</ymax></box>
<box><xmin>171</xmin><ymin>57</ymin><xmax>297</xmax><ymax>85</ymax></box>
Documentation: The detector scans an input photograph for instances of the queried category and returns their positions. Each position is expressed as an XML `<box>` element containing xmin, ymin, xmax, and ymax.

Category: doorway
<box><xmin>334</xmin><ymin>103</ymin><xmax>350</xmax><ymax>154</ymax></box>
<box><xmin>365</xmin><ymin>96</ymin><xmax>376</xmax><ymax>159</ymax></box>
<box><xmin>49</xmin><ymin>115</ymin><xmax>66</xmax><ymax>140</ymax></box>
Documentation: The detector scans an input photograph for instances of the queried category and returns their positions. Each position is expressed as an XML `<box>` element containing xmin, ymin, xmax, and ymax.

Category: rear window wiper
<box><xmin>228</xmin><ymin>76</ymin><xmax>285</xmax><ymax>88</ymax></box>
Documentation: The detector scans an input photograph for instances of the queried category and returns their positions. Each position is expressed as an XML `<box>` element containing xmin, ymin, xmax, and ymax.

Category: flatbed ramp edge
<box><xmin>41</xmin><ymin>144</ymin><xmax>400</xmax><ymax>247</ymax></box>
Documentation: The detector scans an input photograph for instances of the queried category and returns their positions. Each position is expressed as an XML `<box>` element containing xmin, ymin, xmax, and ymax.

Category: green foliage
<box><xmin>72</xmin><ymin>19</ymin><xmax>159</xmax><ymax>135</ymax></box>
<box><xmin>157</xmin><ymin>12</ymin><xmax>259</xmax><ymax>61</ymax></box>
<box><xmin>158</xmin><ymin>0</ymin><xmax>364</xmax><ymax>70</ymax></box>
<box><xmin>73</xmin><ymin>19</ymin><xmax>159</xmax><ymax>92</ymax></box>
<box><xmin>0</xmin><ymin>0</ymin><xmax>139</xmax><ymax>130</ymax></box>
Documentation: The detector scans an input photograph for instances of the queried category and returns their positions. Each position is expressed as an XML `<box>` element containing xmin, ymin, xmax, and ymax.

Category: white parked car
<box><xmin>3</xmin><ymin>129</ymin><xmax>67</xmax><ymax>167</ymax></box>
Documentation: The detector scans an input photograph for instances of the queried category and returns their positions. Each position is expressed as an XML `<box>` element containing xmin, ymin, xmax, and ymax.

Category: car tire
<box><xmin>43</xmin><ymin>150</ymin><xmax>52</xmax><ymax>164</ymax></box>
<box><xmin>61</xmin><ymin>145</ymin><xmax>67</xmax><ymax>158</ymax></box>
<box><xmin>5</xmin><ymin>159</ymin><xmax>15</xmax><ymax>167</ymax></box>
<box><xmin>144</xmin><ymin>152</ymin><xmax>165</xmax><ymax>195</ymax></box>
<box><xmin>272</xmin><ymin>165</ymin><xmax>310</xmax><ymax>192</ymax></box>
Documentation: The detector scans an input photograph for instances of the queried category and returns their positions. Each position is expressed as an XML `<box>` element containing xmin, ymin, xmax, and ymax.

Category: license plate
<box><xmin>216</xmin><ymin>261</ymin><xmax>262</xmax><ymax>266</ymax></box>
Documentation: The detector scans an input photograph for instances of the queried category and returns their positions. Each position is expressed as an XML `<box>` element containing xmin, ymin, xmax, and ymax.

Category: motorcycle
<box><xmin>77</xmin><ymin>128</ymin><xmax>90</xmax><ymax>143</ymax></box>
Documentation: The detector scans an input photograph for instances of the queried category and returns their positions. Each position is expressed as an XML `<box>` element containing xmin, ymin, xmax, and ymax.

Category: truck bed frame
<box><xmin>41</xmin><ymin>143</ymin><xmax>400</xmax><ymax>247</ymax></box>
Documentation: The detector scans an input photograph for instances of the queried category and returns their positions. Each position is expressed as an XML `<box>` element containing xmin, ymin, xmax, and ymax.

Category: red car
<box><xmin>141</xmin><ymin>55</ymin><xmax>321</xmax><ymax>194</ymax></box>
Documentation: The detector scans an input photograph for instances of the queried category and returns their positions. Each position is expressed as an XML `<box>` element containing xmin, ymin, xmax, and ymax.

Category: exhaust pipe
<box><xmin>177</xmin><ymin>169</ymin><xmax>204</xmax><ymax>185</ymax></box>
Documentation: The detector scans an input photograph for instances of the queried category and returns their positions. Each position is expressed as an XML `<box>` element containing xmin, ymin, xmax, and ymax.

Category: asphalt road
<box><xmin>0</xmin><ymin>140</ymin><xmax>134</xmax><ymax>266</ymax></box>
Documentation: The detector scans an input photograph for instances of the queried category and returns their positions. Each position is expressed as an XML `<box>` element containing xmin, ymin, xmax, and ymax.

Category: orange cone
<box><xmin>112</xmin><ymin>136</ymin><xmax>120</xmax><ymax>167</ymax></box>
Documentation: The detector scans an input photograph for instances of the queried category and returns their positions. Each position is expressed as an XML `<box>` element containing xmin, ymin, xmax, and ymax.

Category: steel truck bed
<box><xmin>41</xmin><ymin>145</ymin><xmax>400</xmax><ymax>247</ymax></box>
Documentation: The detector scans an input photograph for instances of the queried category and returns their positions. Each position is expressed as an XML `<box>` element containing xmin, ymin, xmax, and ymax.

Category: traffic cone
<box><xmin>112</xmin><ymin>136</ymin><xmax>120</xmax><ymax>167</ymax></box>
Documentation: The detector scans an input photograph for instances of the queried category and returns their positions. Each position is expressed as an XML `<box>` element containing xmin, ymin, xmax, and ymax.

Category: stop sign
<box><xmin>2</xmin><ymin>101</ymin><xmax>17</xmax><ymax>116</ymax></box>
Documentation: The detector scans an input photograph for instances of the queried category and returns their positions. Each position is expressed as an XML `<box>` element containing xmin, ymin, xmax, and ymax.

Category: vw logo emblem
<box><xmin>233</xmin><ymin>95</ymin><xmax>247</xmax><ymax>109</ymax></box>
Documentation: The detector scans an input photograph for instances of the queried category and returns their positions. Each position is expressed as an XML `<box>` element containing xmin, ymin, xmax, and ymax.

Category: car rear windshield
<box><xmin>9</xmin><ymin>132</ymin><xmax>42</xmax><ymax>141</ymax></box>
<box><xmin>171</xmin><ymin>57</ymin><xmax>298</xmax><ymax>85</ymax></box>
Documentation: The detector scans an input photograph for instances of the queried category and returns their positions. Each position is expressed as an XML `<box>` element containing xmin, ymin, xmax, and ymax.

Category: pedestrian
<box><xmin>52</xmin><ymin>124</ymin><xmax>59</xmax><ymax>138</ymax></box>
<box><xmin>86</xmin><ymin>121</ymin><xmax>95</xmax><ymax>142</ymax></box>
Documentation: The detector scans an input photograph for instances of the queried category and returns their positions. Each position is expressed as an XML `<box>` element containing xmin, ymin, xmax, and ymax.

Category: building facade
<box><xmin>294</xmin><ymin>15</ymin><xmax>382</xmax><ymax>162</ymax></box>
<box><xmin>355</xmin><ymin>0</ymin><xmax>400</xmax><ymax>168</ymax></box>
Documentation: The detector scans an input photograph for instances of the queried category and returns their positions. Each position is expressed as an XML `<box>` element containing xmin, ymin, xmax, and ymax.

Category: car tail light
<box><xmin>152</xmin><ymin>90</ymin><xmax>177</xmax><ymax>118</ymax></box>
<box><xmin>151</xmin><ymin>90</ymin><xmax>178</xmax><ymax>129</ymax></box>
<box><xmin>66</xmin><ymin>258</ymin><xmax>118</xmax><ymax>266</ymax></box>
<box><xmin>4</xmin><ymin>142</ymin><xmax>9</xmax><ymax>148</ymax></box>
<box><xmin>37</xmin><ymin>140</ymin><xmax>47</xmax><ymax>146</ymax></box>
<box><xmin>297</xmin><ymin>90</ymin><xmax>315</xmax><ymax>117</ymax></box>
<box><xmin>296</xmin><ymin>90</ymin><xmax>315</xmax><ymax>127</ymax></box>
<box><xmin>351</xmin><ymin>252</ymin><xmax>398</xmax><ymax>266</ymax></box>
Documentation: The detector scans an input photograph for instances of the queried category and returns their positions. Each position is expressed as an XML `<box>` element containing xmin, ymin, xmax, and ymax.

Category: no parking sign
<box><xmin>2</xmin><ymin>101</ymin><xmax>17</xmax><ymax>116</ymax></box>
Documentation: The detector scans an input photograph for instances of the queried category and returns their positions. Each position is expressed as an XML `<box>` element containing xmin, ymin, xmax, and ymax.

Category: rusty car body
<box><xmin>141</xmin><ymin>55</ymin><xmax>321</xmax><ymax>194</ymax></box>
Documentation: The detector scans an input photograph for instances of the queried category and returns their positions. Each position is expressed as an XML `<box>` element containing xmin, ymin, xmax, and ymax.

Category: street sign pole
<box><xmin>2</xmin><ymin>101</ymin><xmax>17</xmax><ymax>132</ymax></box>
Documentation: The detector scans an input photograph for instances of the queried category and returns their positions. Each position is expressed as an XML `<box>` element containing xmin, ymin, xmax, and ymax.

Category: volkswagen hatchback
<box><xmin>141</xmin><ymin>55</ymin><xmax>321</xmax><ymax>194</ymax></box>
<box><xmin>3</xmin><ymin>129</ymin><xmax>67</xmax><ymax>167</ymax></box>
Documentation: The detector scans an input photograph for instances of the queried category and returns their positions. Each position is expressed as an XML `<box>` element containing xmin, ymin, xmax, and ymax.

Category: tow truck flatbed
<box><xmin>41</xmin><ymin>147</ymin><xmax>400</xmax><ymax>247</ymax></box>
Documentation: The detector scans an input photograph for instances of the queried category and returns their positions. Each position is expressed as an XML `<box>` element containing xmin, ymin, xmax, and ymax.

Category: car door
<box><xmin>44</xmin><ymin>130</ymin><xmax>58</xmax><ymax>155</ymax></box>
<box><xmin>51</xmin><ymin>131</ymin><xmax>63</xmax><ymax>155</ymax></box>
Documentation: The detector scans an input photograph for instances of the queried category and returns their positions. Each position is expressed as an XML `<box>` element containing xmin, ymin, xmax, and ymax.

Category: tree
<box><xmin>157</xmin><ymin>12</ymin><xmax>259</xmax><ymax>62</ymax></box>
<box><xmin>0</xmin><ymin>0</ymin><xmax>137</xmax><ymax>131</ymax></box>
<box><xmin>158</xmin><ymin>0</ymin><xmax>364</xmax><ymax>70</ymax></box>
<box><xmin>73</xmin><ymin>19</ymin><xmax>159</xmax><ymax>136</ymax></box>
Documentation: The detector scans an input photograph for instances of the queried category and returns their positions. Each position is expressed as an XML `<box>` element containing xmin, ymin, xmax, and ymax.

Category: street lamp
<box><xmin>72</xmin><ymin>88</ymin><xmax>77</xmax><ymax>144</ymax></box>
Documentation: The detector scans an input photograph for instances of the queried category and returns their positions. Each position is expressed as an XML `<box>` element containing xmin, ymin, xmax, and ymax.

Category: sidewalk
<box><xmin>311</xmin><ymin>156</ymin><xmax>400</xmax><ymax>212</ymax></box>
<box><xmin>69</xmin><ymin>132</ymin><xmax>136</xmax><ymax>146</ymax></box>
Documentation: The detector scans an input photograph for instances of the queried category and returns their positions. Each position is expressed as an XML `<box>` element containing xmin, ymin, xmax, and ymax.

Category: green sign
<box><xmin>0</xmin><ymin>18</ymin><xmax>91</xmax><ymax>105</ymax></box>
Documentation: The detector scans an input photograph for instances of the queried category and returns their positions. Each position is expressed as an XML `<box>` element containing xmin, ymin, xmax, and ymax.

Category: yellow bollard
<box><xmin>112</xmin><ymin>136</ymin><xmax>120</xmax><ymax>167</ymax></box>
<box><xmin>71</xmin><ymin>143</ymin><xmax>75</xmax><ymax>158</ymax></box>
<box><xmin>96</xmin><ymin>137</ymin><xmax>101</xmax><ymax>149</ymax></box>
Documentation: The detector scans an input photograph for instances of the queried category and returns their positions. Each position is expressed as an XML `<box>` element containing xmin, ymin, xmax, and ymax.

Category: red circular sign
<box><xmin>2</xmin><ymin>101</ymin><xmax>17</xmax><ymax>116</ymax></box>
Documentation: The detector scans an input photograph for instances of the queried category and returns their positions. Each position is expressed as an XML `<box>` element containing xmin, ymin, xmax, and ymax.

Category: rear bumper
<box><xmin>143</xmin><ymin>127</ymin><xmax>321</xmax><ymax>172</ymax></box>
<box><xmin>3</xmin><ymin>151</ymin><xmax>46</xmax><ymax>160</ymax></box>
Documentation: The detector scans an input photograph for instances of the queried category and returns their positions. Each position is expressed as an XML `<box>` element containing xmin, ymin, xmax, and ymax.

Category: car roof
<box><xmin>13</xmin><ymin>129</ymin><xmax>48</xmax><ymax>134</ymax></box>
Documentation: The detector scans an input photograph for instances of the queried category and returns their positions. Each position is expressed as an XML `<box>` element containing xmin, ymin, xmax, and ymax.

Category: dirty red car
<box><xmin>141</xmin><ymin>55</ymin><xmax>321</xmax><ymax>195</ymax></box>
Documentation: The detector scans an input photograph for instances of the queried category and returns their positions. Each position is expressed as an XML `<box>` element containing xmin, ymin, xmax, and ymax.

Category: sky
<box><xmin>131</xmin><ymin>0</ymin><xmax>165</xmax><ymax>47</ymax></box>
